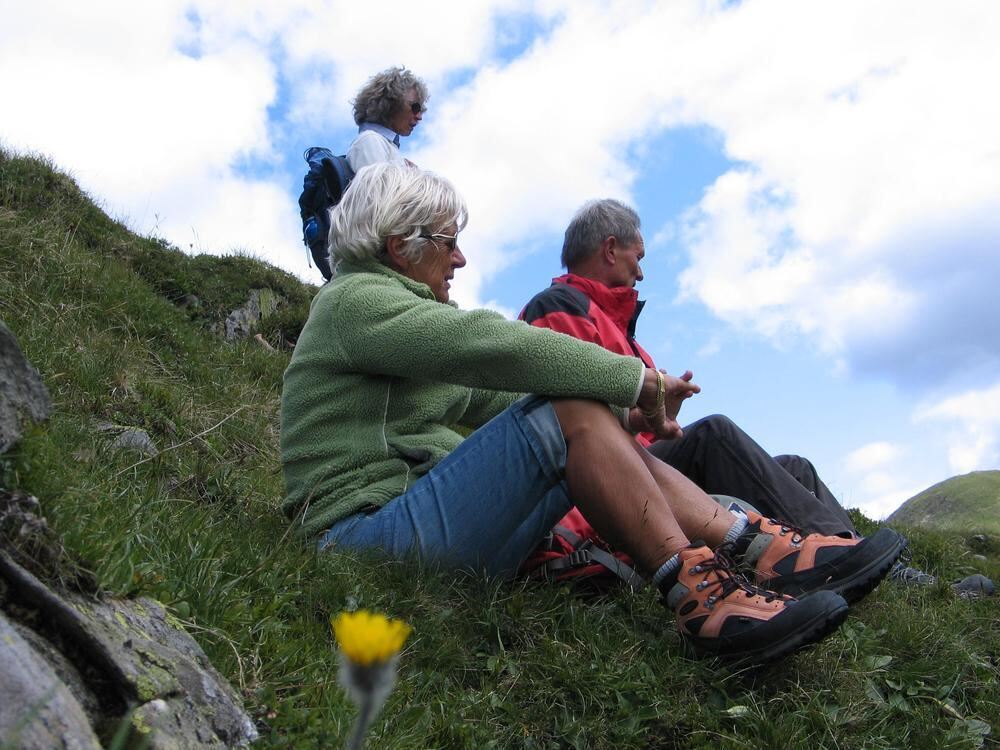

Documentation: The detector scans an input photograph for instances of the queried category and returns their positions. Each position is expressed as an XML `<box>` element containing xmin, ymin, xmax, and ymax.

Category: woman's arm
<box><xmin>329</xmin><ymin>274</ymin><xmax>645</xmax><ymax>408</ymax></box>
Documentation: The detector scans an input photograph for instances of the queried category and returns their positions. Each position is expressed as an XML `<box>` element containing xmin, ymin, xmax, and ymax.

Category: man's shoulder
<box><xmin>520</xmin><ymin>281</ymin><xmax>592</xmax><ymax>324</ymax></box>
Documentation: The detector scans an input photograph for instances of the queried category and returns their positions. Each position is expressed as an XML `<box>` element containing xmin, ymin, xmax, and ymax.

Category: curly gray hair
<box><xmin>561</xmin><ymin>199</ymin><xmax>642</xmax><ymax>269</ymax></box>
<box><xmin>329</xmin><ymin>163</ymin><xmax>467</xmax><ymax>270</ymax></box>
<box><xmin>352</xmin><ymin>66</ymin><xmax>429</xmax><ymax>127</ymax></box>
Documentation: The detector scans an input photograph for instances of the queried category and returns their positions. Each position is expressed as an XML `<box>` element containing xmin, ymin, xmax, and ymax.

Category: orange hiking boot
<box><xmin>660</xmin><ymin>545</ymin><xmax>848</xmax><ymax>666</ymax></box>
<box><xmin>728</xmin><ymin>511</ymin><xmax>906</xmax><ymax>604</ymax></box>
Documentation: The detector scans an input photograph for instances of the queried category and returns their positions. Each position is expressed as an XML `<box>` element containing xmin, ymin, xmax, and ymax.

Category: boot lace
<box><xmin>694</xmin><ymin>546</ymin><xmax>792</xmax><ymax>608</ymax></box>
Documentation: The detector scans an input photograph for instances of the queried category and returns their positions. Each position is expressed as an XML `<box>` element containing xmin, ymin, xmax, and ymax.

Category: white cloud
<box><xmin>844</xmin><ymin>441</ymin><xmax>900</xmax><ymax>475</ymax></box>
<box><xmin>839</xmin><ymin>441</ymin><xmax>924</xmax><ymax>520</ymax></box>
<box><xmin>914</xmin><ymin>383</ymin><xmax>1000</xmax><ymax>474</ymax></box>
<box><xmin>839</xmin><ymin>382</ymin><xmax>1000</xmax><ymax>518</ymax></box>
<box><xmin>3</xmin><ymin>0</ymin><xmax>998</xmax><ymax>390</ymax></box>
<box><xmin>671</xmin><ymin>1</ymin><xmax>1000</xmax><ymax>388</ymax></box>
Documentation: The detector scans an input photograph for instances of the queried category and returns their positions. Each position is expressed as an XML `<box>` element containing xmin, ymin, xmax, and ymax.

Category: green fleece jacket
<box><xmin>280</xmin><ymin>258</ymin><xmax>645</xmax><ymax>539</ymax></box>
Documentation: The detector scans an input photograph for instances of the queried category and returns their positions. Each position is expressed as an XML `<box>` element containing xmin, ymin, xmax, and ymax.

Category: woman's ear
<box><xmin>385</xmin><ymin>235</ymin><xmax>411</xmax><ymax>271</ymax></box>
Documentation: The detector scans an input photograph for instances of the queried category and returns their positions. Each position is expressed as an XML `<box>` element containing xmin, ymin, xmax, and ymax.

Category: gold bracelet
<box><xmin>641</xmin><ymin>370</ymin><xmax>665</xmax><ymax>418</ymax></box>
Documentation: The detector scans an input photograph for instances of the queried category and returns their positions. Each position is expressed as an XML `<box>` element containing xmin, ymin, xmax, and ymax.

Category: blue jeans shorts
<box><xmin>317</xmin><ymin>396</ymin><xmax>573</xmax><ymax>578</ymax></box>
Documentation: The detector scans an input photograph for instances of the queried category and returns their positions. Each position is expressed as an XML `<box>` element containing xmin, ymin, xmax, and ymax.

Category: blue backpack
<box><xmin>298</xmin><ymin>147</ymin><xmax>354</xmax><ymax>281</ymax></box>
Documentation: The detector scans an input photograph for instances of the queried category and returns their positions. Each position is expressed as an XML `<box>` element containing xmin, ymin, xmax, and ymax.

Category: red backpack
<box><xmin>520</xmin><ymin>507</ymin><xmax>646</xmax><ymax>592</ymax></box>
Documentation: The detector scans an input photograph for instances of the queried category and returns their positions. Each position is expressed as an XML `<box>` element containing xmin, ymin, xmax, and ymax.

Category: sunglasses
<box><xmin>420</xmin><ymin>232</ymin><xmax>459</xmax><ymax>252</ymax></box>
<box><xmin>408</xmin><ymin>101</ymin><xmax>426</xmax><ymax>115</ymax></box>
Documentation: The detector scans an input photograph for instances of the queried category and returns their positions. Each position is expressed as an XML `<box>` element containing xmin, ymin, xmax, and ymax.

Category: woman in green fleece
<box><xmin>279</xmin><ymin>162</ymin><xmax>856</xmax><ymax>664</ymax></box>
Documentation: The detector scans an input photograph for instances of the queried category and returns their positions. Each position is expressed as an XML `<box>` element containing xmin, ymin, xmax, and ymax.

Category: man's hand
<box><xmin>662</xmin><ymin>369</ymin><xmax>699</xmax><ymax>424</ymax></box>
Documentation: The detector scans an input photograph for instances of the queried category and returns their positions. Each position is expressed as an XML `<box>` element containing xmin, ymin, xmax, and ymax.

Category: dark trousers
<box><xmin>646</xmin><ymin>414</ymin><xmax>856</xmax><ymax>537</ymax></box>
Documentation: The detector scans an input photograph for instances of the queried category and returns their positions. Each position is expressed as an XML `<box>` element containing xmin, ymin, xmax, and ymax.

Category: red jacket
<box><xmin>520</xmin><ymin>274</ymin><xmax>657</xmax><ymax>445</ymax></box>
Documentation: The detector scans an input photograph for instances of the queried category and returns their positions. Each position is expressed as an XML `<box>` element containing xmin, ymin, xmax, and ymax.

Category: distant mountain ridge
<box><xmin>888</xmin><ymin>470</ymin><xmax>1000</xmax><ymax>536</ymax></box>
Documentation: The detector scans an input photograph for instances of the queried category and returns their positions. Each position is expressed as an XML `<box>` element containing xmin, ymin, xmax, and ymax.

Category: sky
<box><xmin>2</xmin><ymin>0</ymin><xmax>999</xmax><ymax>520</ymax></box>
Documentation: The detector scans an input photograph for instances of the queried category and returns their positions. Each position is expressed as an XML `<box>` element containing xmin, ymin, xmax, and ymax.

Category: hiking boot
<box><xmin>888</xmin><ymin>559</ymin><xmax>937</xmax><ymax>586</ymax></box>
<box><xmin>885</xmin><ymin>559</ymin><xmax>995</xmax><ymax>598</ymax></box>
<box><xmin>728</xmin><ymin>511</ymin><xmax>906</xmax><ymax>604</ymax></box>
<box><xmin>952</xmin><ymin>574</ymin><xmax>996</xmax><ymax>599</ymax></box>
<box><xmin>660</xmin><ymin>545</ymin><xmax>848</xmax><ymax>666</ymax></box>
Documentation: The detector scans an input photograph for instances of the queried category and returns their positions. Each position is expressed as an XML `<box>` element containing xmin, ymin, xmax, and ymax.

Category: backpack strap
<box><xmin>542</xmin><ymin>526</ymin><xmax>646</xmax><ymax>593</ymax></box>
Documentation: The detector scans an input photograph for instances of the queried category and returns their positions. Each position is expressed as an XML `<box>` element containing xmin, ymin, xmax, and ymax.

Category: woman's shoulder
<box><xmin>322</xmin><ymin>264</ymin><xmax>422</xmax><ymax>310</ymax></box>
<box><xmin>349</xmin><ymin>129</ymin><xmax>384</xmax><ymax>147</ymax></box>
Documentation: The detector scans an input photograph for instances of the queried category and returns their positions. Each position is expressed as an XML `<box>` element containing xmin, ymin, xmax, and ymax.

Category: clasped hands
<box><xmin>630</xmin><ymin>368</ymin><xmax>700</xmax><ymax>440</ymax></box>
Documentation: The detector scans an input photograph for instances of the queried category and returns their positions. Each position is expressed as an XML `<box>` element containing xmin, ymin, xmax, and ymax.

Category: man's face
<box><xmin>388</xmin><ymin>88</ymin><xmax>424</xmax><ymax>137</ymax></box>
<box><xmin>409</xmin><ymin>223</ymin><xmax>465</xmax><ymax>303</ymax></box>
<box><xmin>610</xmin><ymin>235</ymin><xmax>645</xmax><ymax>288</ymax></box>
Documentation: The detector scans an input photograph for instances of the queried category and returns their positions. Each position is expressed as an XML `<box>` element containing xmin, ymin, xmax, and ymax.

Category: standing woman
<box><xmin>347</xmin><ymin>67</ymin><xmax>428</xmax><ymax>172</ymax></box>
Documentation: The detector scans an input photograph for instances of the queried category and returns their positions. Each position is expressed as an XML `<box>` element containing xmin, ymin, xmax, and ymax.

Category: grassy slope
<box><xmin>1</xmin><ymin>149</ymin><xmax>997</xmax><ymax>749</ymax></box>
<box><xmin>889</xmin><ymin>471</ymin><xmax>1000</xmax><ymax>537</ymax></box>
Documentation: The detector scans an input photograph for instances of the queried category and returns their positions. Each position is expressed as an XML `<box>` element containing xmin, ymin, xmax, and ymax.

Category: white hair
<box><xmin>329</xmin><ymin>163</ymin><xmax>468</xmax><ymax>270</ymax></box>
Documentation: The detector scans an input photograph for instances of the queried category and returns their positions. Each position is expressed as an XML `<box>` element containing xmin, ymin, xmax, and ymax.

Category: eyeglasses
<box><xmin>408</xmin><ymin>101</ymin><xmax>426</xmax><ymax>115</ymax></box>
<box><xmin>420</xmin><ymin>232</ymin><xmax>459</xmax><ymax>252</ymax></box>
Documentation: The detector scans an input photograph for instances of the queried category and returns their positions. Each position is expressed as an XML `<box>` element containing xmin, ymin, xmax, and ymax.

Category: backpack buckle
<box><xmin>566</xmin><ymin>549</ymin><xmax>592</xmax><ymax>567</ymax></box>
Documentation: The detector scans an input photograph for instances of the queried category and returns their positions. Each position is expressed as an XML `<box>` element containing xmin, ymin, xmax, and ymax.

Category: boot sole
<box><xmin>685</xmin><ymin>590</ymin><xmax>849</xmax><ymax>667</ymax></box>
<box><xmin>762</xmin><ymin>528</ymin><xmax>907</xmax><ymax>604</ymax></box>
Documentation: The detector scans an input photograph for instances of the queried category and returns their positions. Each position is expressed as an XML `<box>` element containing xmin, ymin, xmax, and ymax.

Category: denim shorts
<box><xmin>317</xmin><ymin>396</ymin><xmax>572</xmax><ymax>578</ymax></box>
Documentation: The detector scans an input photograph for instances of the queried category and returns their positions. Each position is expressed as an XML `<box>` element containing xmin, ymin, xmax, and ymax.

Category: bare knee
<box><xmin>552</xmin><ymin>399</ymin><xmax>622</xmax><ymax>445</ymax></box>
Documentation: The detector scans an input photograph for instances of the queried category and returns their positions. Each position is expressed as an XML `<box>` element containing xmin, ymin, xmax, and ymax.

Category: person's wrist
<box><xmin>639</xmin><ymin>370</ymin><xmax>665</xmax><ymax>418</ymax></box>
<box><xmin>637</xmin><ymin>369</ymin><xmax>656</xmax><ymax>411</ymax></box>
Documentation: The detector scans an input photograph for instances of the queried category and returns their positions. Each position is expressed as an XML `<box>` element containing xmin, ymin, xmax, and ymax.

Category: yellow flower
<box><xmin>332</xmin><ymin>610</ymin><xmax>412</xmax><ymax>666</ymax></box>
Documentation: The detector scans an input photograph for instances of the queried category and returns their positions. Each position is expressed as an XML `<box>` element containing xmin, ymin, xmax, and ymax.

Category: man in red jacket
<box><xmin>520</xmin><ymin>198</ymin><xmax>856</xmax><ymax>537</ymax></box>
<box><xmin>519</xmin><ymin>198</ymin><xmax>999</xmax><ymax>598</ymax></box>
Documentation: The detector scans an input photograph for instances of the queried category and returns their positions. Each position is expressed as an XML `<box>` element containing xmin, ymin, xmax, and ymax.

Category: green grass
<box><xmin>1</xmin><ymin>148</ymin><xmax>998</xmax><ymax>749</ymax></box>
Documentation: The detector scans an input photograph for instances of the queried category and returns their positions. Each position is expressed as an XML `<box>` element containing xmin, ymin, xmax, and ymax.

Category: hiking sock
<box><xmin>652</xmin><ymin>551</ymin><xmax>683</xmax><ymax>592</ymax></box>
<box><xmin>722</xmin><ymin>512</ymin><xmax>749</xmax><ymax>546</ymax></box>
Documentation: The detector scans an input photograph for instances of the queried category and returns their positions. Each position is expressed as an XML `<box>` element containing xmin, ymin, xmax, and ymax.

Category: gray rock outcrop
<box><xmin>0</xmin><ymin>320</ymin><xmax>52</xmax><ymax>452</ymax></box>
<box><xmin>219</xmin><ymin>289</ymin><xmax>281</xmax><ymax>341</ymax></box>
<box><xmin>0</xmin><ymin>491</ymin><xmax>259</xmax><ymax>749</ymax></box>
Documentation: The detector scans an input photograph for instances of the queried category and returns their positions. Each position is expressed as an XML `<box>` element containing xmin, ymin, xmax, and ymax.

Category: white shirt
<box><xmin>347</xmin><ymin>124</ymin><xmax>405</xmax><ymax>173</ymax></box>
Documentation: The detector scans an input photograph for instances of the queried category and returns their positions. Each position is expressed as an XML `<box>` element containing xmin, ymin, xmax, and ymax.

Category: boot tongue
<box><xmin>729</xmin><ymin>521</ymin><xmax>774</xmax><ymax>567</ymax></box>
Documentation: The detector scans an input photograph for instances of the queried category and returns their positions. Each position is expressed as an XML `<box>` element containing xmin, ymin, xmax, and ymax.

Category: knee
<box><xmin>775</xmin><ymin>454</ymin><xmax>813</xmax><ymax>474</ymax></box>
<box><xmin>694</xmin><ymin>413</ymin><xmax>738</xmax><ymax>440</ymax></box>
<box><xmin>552</xmin><ymin>399</ymin><xmax>622</xmax><ymax>444</ymax></box>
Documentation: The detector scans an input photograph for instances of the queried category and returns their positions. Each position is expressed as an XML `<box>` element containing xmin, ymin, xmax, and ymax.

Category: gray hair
<box><xmin>329</xmin><ymin>162</ymin><xmax>468</xmax><ymax>269</ymax></box>
<box><xmin>561</xmin><ymin>199</ymin><xmax>641</xmax><ymax>269</ymax></box>
<box><xmin>352</xmin><ymin>66</ymin><xmax>429</xmax><ymax>127</ymax></box>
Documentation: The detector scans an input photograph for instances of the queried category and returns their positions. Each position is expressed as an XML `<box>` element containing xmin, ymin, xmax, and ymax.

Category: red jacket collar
<box><xmin>554</xmin><ymin>273</ymin><xmax>641</xmax><ymax>332</ymax></box>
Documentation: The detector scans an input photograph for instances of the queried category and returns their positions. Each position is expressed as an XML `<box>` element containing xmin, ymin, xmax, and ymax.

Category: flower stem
<box><xmin>347</xmin><ymin>697</ymin><xmax>375</xmax><ymax>750</ymax></box>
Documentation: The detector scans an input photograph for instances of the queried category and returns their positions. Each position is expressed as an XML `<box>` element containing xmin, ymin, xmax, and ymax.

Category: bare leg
<box><xmin>552</xmin><ymin>399</ymin><xmax>715</xmax><ymax>575</ymax></box>
<box><xmin>632</xmin><ymin>444</ymin><xmax>736</xmax><ymax>547</ymax></box>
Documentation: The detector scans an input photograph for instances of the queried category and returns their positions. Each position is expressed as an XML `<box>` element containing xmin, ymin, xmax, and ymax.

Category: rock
<box><xmin>110</xmin><ymin>428</ymin><xmax>158</xmax><ymax>456</ymax></box>
<box><xmin>0</xmin><ymin>320</ymin><xmax>52</xmax><ymax>453</ymax></box>
<box><xmin>96</xmin><ymin>422</ymin><xmax>159</xmax><ymax>457</ymax></box>
<box><xmin>180</xmin><ymin>294</ymin><xmax>201</xmax><ymax>309</ymax></box>
<box><xmin>0</xmin><ymin>491</ymin><xmax>258</xmax><ymax>749</ymax></box>
<box><xmin>221</xmin><ymin>289</ymin><xmax>281</xmax><ymax>341</ymax></box>
<box><xmin>0</xmin><ymin>611</ymin><xmax>103</xmax><ymax>750</ymax></box>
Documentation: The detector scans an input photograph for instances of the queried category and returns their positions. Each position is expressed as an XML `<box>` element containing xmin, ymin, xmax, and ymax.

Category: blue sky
<box><xmin>3</xmin><ymin>0</ymin><xmax>999</xmax><ymax>519</ymax></box>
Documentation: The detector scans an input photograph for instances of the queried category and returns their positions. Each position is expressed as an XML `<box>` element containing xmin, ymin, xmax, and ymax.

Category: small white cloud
<box><xmin>650</xmin><ymin>221</ymin><xmax>676</xmax><ymax>248</ymax></box>
<box><xmin>838</xmin><ymin>440</ymin><xmax>925</xmax><ymax>519</ymax></box>
<box><xmin>696</xmin><ymin>336</ymin><xmax>722</xmax><ymax>358</ymax></box>
<box><xmin>848</xmin><ymin>482</ymin><xmax>926</xmax><ymax>523</ymax></box>
<box><xmin>844</xmin><ymin>441</ymin><xmax>901</xmax><ymax>474</ymax></box>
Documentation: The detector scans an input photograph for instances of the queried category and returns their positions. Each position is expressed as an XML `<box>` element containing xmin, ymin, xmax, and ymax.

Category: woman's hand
<box><xmin>634</xmin><ymin>368</ymin><xmax>700</xmax><ymax>439</ymax></box>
